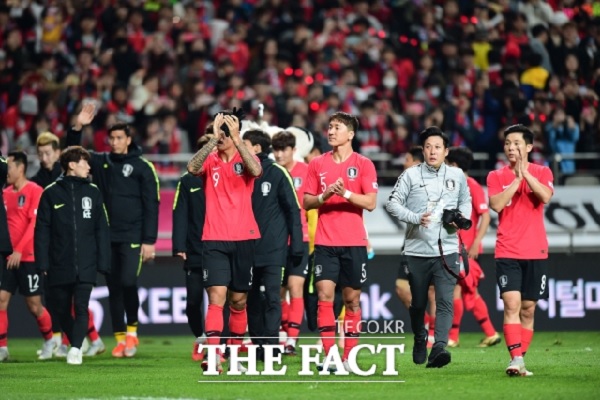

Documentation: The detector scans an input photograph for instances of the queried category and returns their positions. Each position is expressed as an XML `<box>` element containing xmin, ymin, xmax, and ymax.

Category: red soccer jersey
<box><xmin>290</xmin><ymin>161</ymin><xmax>309</xmax><ymax>242</ymax></box>
<box><xmin>487</xmin><ymin>163</ymin><xmax>554</xmax><ymax>259</ymax></box>
<box><xmin>3</xmin><ymin>181</ymin><xmax>43</xmax><ymax>262</ymax></box>
<box><xmin>459</xmin><ymin>176</ymin><xmax>489</xmax><ymax>253</ymax></box>
<box><xmin>200</xmin><ymin>151</ymin><xmax>261</xmax><ymax>241</ymax></box>
<box><xmin>305</xmin><ymin>151</ymin><xmax>378</xmax><ymax>246</ymax></box>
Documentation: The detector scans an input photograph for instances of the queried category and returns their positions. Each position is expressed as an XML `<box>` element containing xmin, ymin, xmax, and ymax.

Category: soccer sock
<box><xmin>472</xmin><ymin>295</ymin><xmax>497</xmax><ymax>337</ymax></box>
<box><xmin>87</xmin><ymin>309</ymin><xmax>100</xmax><ymax>342</ymax></box>
<box><xmin>449</xmin><ymin>298</ymin><xmax>464</xmax><ymax>343</ymax></box>
<box><xmin>114</xmin><ymin>332</ymin><xmax>126</xmax><ymax>344</ymax></box>
<box><xmin>0</xmin><ymin>310</ymin><xmax>8</xmax><ymax>346</ymax></box>
<box><xmin>205</xmin><ymin>304</ymin><xmax>224</xmax><ymax>347</ymax></box>
<box><xmin>287</xmin><ymin>297</ymin><xmax>304</xmax><ymax>342</ymax></box>
<box><xmin>228</xmin><ymin>306</ymin><xmax>247</xmax><ymax>346</ymax></box>
<box><xmin>35</xmin><ymin>308</ymin><xmax>53</xmax><ymax>341</ymax></box>
<box><xmin>62</xmin><ymin>333</ymin><xmax>71</xmax><ymax>346</ymax></box>
<box><xmin>317</xmin><ymin>301</ymin><xmax>336</xmax><ymax>356</ymax></box>
<box><xmin>428</xmin><ymin>315</ymin><xmax>436</xmax><ymax>340</ymax></box>
<box><xmin>424</xmin><ymin>312</ymin><xmax>431</xmax><ymax>330</ymax></box>
<box><xmin>521</xmin><ymin>327</ymin><xmax>534</xmax><ymax>356</ymax></box>
<box><xmin>281</xmin><ymin>300</ymin><xmax>290</xmax><ymax>333</ymax></box>
<box><xmin>126</xmin><ymin>323</ymin><xmax>138</xmax><ymax>337</ymax></box>
<box><xmin>342</xmin><ymin>309</ymin><xmax>361</xmax><ymax>361</ymax></box>
<box><xmin>503</xmin><ymin>323</ymin><xmax>522</xmax><ymax>359</ymax></box>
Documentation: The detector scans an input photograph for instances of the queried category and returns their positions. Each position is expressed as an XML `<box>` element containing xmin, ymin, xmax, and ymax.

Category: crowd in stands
<box><xmin>1</xmin><ymin>0</ymin><xmax>600</xmax><ymax>179</ymax></box>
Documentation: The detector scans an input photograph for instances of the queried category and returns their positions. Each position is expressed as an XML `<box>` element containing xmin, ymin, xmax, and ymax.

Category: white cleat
<box><xmin>84</xmin><ymin>338</ymin><xmax>106</xmax><ymax>357</ymax></box>
<box><xmin>506</xmin><ymin>356</ymin><xmax>532</xmax><ymax>377</ymax></box>
<box><xmin>55</xmin><ymin>344</ymin><xmax>69</xmax><ymax>358</ymax></box>
<box><xmin>0</xmin><ymin>346</ymin><xmax>9</xmax><ymax>362</ymax></box>
<box><xmin>66</xmin><ymin>347</ymin><xmax>83</xmax><ymax>365</ymax></box>
<box><xmin>38</xmin><ymin>339</ymin><xmax>55</xmax><ymax>360</ymax></box>
<box><xmin>81</xmin><ymin>337</ymin><xmax>90</xmax><ymax>354</ymax></box>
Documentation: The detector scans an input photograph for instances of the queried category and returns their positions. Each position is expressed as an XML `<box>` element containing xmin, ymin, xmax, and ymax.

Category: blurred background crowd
<box><xmin>1</xmin><ymin>0</ymin><xmax>600</xmax><ymax>184</ymax></box>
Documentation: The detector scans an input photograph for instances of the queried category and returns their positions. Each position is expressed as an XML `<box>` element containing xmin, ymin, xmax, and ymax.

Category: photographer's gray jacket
<box><xmin>385</xmin><ymin>163</ymin><xmax>471</xmax><ymax>256</ymax></box>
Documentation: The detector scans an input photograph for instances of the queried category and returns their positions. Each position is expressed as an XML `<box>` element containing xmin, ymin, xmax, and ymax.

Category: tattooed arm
<box><xmin>186</xmin><ymin>136</ymin><xmax>219</xmax><ymax>175</ymax></box>
<box><xmin>224</xmin><ymin>115</ymin><xmax>262</xmax><ymax>177</ymax></box>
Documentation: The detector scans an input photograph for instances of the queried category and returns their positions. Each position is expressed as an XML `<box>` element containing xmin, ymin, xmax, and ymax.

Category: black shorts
<box><xmin>495</xmin><ymin>258</ymin><xmax>549</xmax><ymax>300</ymax></box>
<box><xmin>202</xmin><ymin>240</ymin><xmax>255</xmax><ymax>292</ymax></box>
<box><xmin>313</xmin><ymin>245</ymin><xmax>368</xmax><ymax>289</ymax></box>
<box><xmin>0</xmin><ymin>262</ymin><xmax>44</xmax><ymax>296</ymax></box>
<box><xmin>282</xmin><ymin>243</ymin><xmax>309</xmax><ymax>286</ymax></box>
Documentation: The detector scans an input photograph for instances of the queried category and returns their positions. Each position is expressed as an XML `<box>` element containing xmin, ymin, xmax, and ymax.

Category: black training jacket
<box><xmin>172</xmin><ymin>172</ymin><xmax>205</xmax><ymax>269</ymax></box>
<box><xmin>0</xmin><ymin>155</ymin><xmax>12</xmax><ymax>256</ymax></box>
<box><xmin>67</xmin><ymin>128</ymin><xmax>160</xmax><ymax>244</ymax></box>
<box><xmin>35</xmin><ymin>176</ymin><xmax>110</xmax><ymax>286</ymax></box>
<box><xmin>251</xmin><ymin>153</ymin><xmax>303</xmax><ymax>267</ymax></box>
<box><xmin>31</xmin><ymin>162</ymin><xmax>62</xmax><ymax>189</ymax></box>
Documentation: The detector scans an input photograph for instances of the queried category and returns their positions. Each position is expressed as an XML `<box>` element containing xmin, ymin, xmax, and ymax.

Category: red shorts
<box><xmin>459</xmin><ymin>258</ymin><xmax>484</xmax><ymax>310</ymax></box>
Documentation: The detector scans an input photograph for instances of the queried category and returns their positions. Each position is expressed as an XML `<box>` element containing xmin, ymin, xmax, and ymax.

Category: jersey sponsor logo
<box><xmin>53</xmin><ymin>203</ymin><xmax>65</xmax><ymax>210</ymax></box>
<box><xmin>445</xmin><ymin>178</ymin><xmax>456</xmax><ymax>191</ymax></box>
<box><xmin>261</xmin><ymin>182</ymin><xmax>271</xmax><ymax>196</ymax></box>
<box><xmin>190</xmin><ymin>187</ymin><xmax>201</xmax><ymax>193</ymax></box>
<box><xmin>233</xmin><ymin>162</ymin><xmax>244</xmax><ymax>175</ymax></box>
<box><xmin>18</xmin><ymin>195</ymin><xmax>26</xmax><ymax>208</ymax></box>
<box><xmin>347</xmin><ymin>167</ymin><xmax>358</xmax><ymax>179</ymax></box>
<box><xmin>122</xmin><ymin>163</ymin><xmax>134</xmax><ymax>177</ymax></box>
<box><xmin>82</xmin><ymin>197</ymin><xmax>92</xmax><ymax>219</ymax></box>
<box><xmin>293</xmin><ymin>177</ymin><xmax>303</xmax><ymax>188</ymax></box>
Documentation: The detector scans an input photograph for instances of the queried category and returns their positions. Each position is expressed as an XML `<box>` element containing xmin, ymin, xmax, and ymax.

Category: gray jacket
<box><xmin>385</xmin><ymin>162</ymin><xmax>472</xmax><ymax>256</ymax></box>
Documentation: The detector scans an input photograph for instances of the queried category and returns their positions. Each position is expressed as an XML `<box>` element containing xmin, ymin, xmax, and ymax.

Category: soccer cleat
<box><xmin>426</xmin><ymin>346</ymin><xmax>451</xmax><ymax>368</ymax></box>
<box><xmin>66</xmin><ymin>347</ymin><xmax>83</xmax><ymax>365</ymax></box>
<box><xmin>37</xmin><ymin>335</ymin><xmax>61</xmax><ymax>356</ymax></box>
<box><xmin>112</xmin><ymin>342</ymin><xmax>126</xmax><ymax>358</ymax></box>
<box><xmin>413</xmin><ymin>330</ymin><xmax>428</xmax><ymax>365</ymax></box>
<box><xmin>506</xmin><ymin>356</ymin><xmax>526</xmax><ymax>377</ymax></box>
<box><xmin>316</xmin><ymin>361</ymin><xmax>337</xmax><ymax>373</ymax></box>
<box><xmin>447</xmin><ymin>339</ymin><xmax>460</xmax><ymax>348</ymax></box>
<box><xmin>478</xmin><ymin>332</ymin><xmax>502</xmax><ymax>347</ymax></box>
<box><xmin>38</xmin><ymin>338</ymin><xmax>56</xmax><ymax>360</ymax></box>
<box><xmin>192</xmin><ymin>341</ymin><xmax>205</xmax><ymax>362</ymax></box>
<box><xmin>85</xmin><ymin>338</ymin><xmax>106</xmax><ymax>356</ymax></box>
<box><xmin>124</xmin><ymin>335</ymin><xmax>139</xmax><ymax>358</ymax></box>
<box><xmin>81</xmin><ymin>337</ymin><xmax>90</xmax><ymax>354</ymax></box>
<box><xmin>0</xmin><ymin>346</ymin><xmax>9</xmax><ymax>362</ymax></box>
<box><xmin>201</xmin><ymin>353</ymin><xmax>223</xmax><ymax>374</ymax></box>
<box><xmin>284</xmin><ymin>344</ymin><xmax>297</xmax><ymax>356</ymax></box>
<box><xmin>55</xmin><ymin>344</ymin><xmax>69</xmax><ymax>358</ymax></box>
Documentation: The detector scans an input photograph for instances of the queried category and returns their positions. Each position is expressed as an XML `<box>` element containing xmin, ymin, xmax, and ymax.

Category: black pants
<box><xmin>106</xmin><ymin>243</ymin><xmax>142</xmax><ymax>333</ymax></box>
<box><xmin>48</xmin><ymin>283</ymin><xmax>93</xmax><ymax>349</ymax></box>
<box><xmin>44</xmin><ymin>278</ymin><xmax>62</xmax><ymax>333</ymax></box>
<box><xmin>247</xmin><ymin>265</ymin><xmax>282</xmax><ymax>345</ymax></box>
<box><xmin>185</xmin><ymin>268</ymin><xmax>204</xmax><ymax>338</ymax></box>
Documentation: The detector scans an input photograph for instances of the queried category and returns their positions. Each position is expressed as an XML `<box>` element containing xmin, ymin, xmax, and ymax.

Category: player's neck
<box><xmin>12</xmin><ymin>177</ymin><xmax>28</xmax><ymax>191</ymax></box>
<box><xmin>219</xmin><ymin>147</ymin><xmax>238</xmax><ymax>162</ymax></box>
<box><xmin>331</xmin><ymin>145</ymin><xmax>353</xmax><ymax>163</ymax></box>
<box><xmin>284</xmin><ymin>160</ymin><xmax>295</xmax><ymax>172</ymax></box>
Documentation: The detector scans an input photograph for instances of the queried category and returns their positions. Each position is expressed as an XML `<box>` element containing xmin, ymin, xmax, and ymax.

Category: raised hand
<box><xmin>75</xmin><ymin>102</ymin><xmax>96</xmax><ymax>129</ymax></box>
<box><xmin>223</xmin><ymin>115</ymin><xmax>240</xmax><ymax>141</ymax></box>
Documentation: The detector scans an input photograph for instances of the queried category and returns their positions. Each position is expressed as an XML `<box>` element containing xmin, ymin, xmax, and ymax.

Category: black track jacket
<box><xmin>172</xmin><ymin>172</ymin><xmax>205</xmax><ymax>269</ymax></box>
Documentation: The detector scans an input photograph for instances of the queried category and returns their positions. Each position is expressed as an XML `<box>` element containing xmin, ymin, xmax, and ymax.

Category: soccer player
<box><xmin>487</xmin><ymin>124</ymin><xmax>554</xmax><ymax>377</ymax></box>
<box><xmin>187</xmin><ymin>109</ymin><xmax>262</xmax><ymax>373</ymax></box>
<box><xmin>172</xmin><ymin>133</ymin><xmax>215</xmax><ymax>361</ymax></box>
<box><xmin>385</xmin><ymin>127</ymin><xmax>471</xmax><ymax>368</ymax></box>
<box><xmin>68</xmin><ymin>103</ymin><xmax>160</xmax><ymax>358</ymax></box>
<box><xmin>0</xmin><ymin>152</ymin><xmax>54</xmax><ymax>361</ymax></box>
<box><xmin>272</xmin><ymin>130</ymin><xmax>310</xmax><ymax>354</ymax></box>
<box><xmin>34</xmin><ymin>146</ymin><xmax>111</xmax><ymax>365</ymax></box>
<box><xmin>304</xmin><ymin>112</ymin><xmax>378</xmax><ymax>371</ymax></box>
<box><xmin>446</xmin><ymin>147</ymin><xmax>500</xmax><ymax>348</ymax></box>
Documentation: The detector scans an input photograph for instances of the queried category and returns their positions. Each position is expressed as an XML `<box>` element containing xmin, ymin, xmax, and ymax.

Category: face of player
<box><xmin>504</xmin><ymin>132</ymin><xmax>533</xmax><ymax>164</ymax></box>
<box><xmin>216</xmin><ymin>130</ymin><xmax>234</xmax><ymax>152</ymax></box>
<box><xmin>273</xmin><ymin>146</ymin><xmax>295</xmax><ymax>169</ymax></box>
<box><xmin>423</xmin><ymin>136</ymin><xmax>448</xmax><ymax>169</ymax></box>
<box><xmin>6</xmin><ymin>157</ymin><xmax>24</xmax><ymax>185</ymax></box>
<box><xmin>37</xmin><ymin>144</ymin><xmax>60</xmax><ymax>170</ymax></box>
<box><xmin>68</xmin><ymin>158</ymin><xmax>91</xmax><ymax>178</ymax></box>
<box><xmin>327</xmin><ymin>119</ymin><xmax>354</xmax><ymax>148</ymax></box>
<box><xmin>109</xmin><ymin>130</ymin><xmax>131</xmax><ymax>154</ymax></box>
<box><xmin>243</xmin><ymin>139</ymin><xmax>257</xmax><ymax>155</ymax></box>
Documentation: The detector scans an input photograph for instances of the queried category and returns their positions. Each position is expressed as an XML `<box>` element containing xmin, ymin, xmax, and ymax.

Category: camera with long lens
<box><xmin>442</xmin><ymin>209</ymin><xmax>472</xmax><ymax>230</ymax></box>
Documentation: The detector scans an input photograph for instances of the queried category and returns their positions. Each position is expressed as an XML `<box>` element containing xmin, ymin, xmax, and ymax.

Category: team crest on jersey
<box><xmin>347</xmin><ymin>167</ymin><xmax>358</xmax><ymax>179</ymax></box>
<box><xmin>233</xmin><ymin>162</ymin><xmax>244</xmax><ymax>175</ymax></box>
<box><xmin>445</xmin><ymin>178</ymin><xmax>456</xmax><ymax>191</ymax></box>
<box><xmin>261</xmin><ymin>182</ymin><xmax>271</xmax><ymax>196</ymax></box>
<box><xmin>293</xmin><ymin>177</ymin><xmax>303</xmax><ymax>188</ymax></box>
<box><xmin>122</xmin><ymin>163</ymin><xmax>134</xmax><ymax>177</ymax></box>
<box><xmin>82</xmin><ymin>197</ymin><xmax>92</xmax><ymax>219</ymax></box>
<box><xmin>18</xmin><ymin>195</ymin><xmax>26</xmax><ymax>208</ymax></box>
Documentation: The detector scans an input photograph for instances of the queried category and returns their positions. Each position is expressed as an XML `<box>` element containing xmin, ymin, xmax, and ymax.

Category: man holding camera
<box><xmin>385</xmin><ymin>127</ymin><xmax>471</xmax><ymax>369</ymax></box>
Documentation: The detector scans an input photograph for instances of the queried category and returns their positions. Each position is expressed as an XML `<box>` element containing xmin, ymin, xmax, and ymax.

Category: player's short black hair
<box><xmin>504</xmin><ymin>124</ymin><xmax>534</xmax><ymax>144</ymax></box>
<box><xmin>408</xmin><ymin>146</ymin><xmax>424</xmax><ymax>163</ymax></box>
<box><xmin>243</xmin><ymin>129</ymin><xmax>272</xmax><ymax>154</ymax></box>
<box><xmin>329</xmin><ymin>111</ymin><xmax>359</xmax><ymax>133</ymax></box>
<box><xmin>419</xmin><ymin>126</ymin><xmax>449</xmax><ymax>148</ymax></box>
<box><xmin>108</xmin><ymin>123</ymin><xmax>131</xmax><ymax>137</ymax></box>
<box><xmin>447</xmin><ymin>147</ymin><xmax>474</xmax><ymax>172</ymax></box>
<box><xmin>8</xmin><ymin>151</ymin><xmax>28</xmax><ymax>174</ymax></box>
<box><xmin>60</xmin><ymin>146</ymin><xmax>91</xmax><ymax>173</ymax></box>
<box><xmin>271</xmin><ymin>131</ymin><xmax>296</xmax><ymax>151</ymax></box>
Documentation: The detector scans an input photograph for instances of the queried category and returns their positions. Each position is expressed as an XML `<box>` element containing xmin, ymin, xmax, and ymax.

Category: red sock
<box><xmin>205</xmin><ymin>304</ymin><xmax>224</xmax><ymax>346</ymax></box>
<box><xmin>281</xmin><ymin>300</ymin><xmax>290</xmax><ymax>333</ymax></box>
<box><xmin>342</xmin><ymin>309</ymin><xmax>361</xmax><ymax>361</ymax></box>
<box><xmin>317</xmin><ymin>301</ymin><xmax>335</xmax><ymax>355</ymax></box>
<box><xmin>87</xmin><ymin>309</ymin><xmax>100</xmax><ymax>342</ymax></box>
<box><xmin>287</xmin><ymin>297</ymin><xmax>304</xmax><ymax>341</ymax></box>
<box><xmin>521</xmin><ymin>327</ymin><xmax>534</xmax><ymax>356</ymax></box>
<box><xmin>37</xmin><ymin>308</ymin><xmax>53</xmax><ymax>341</ymax></box>
<box><xmin>428</xmin><ymin>315</ymin><xmax>436</xmax><ymax>339</ymax></box>
<box><xmin>449</xmin><ymin>299</ymin><xmax>463</xmax><ymax>342</ymax></box>
<box><xmin>424</xmin><ymin>312</ymin><xmax>431</xmax><ymax>329</ymax></box>
<box><xmin>473</xmin><ymin>295</ymin><xmax>496</xmax><ymax>337</ymax></box>
<box><xmin>503</xmin><ymin>323</ymin><xmax>522</xmax><ymax>359</ymax></box>
<box><xmin>0</xmin><ymin>310</ymin><xmax>8</xmax><ymax>346</ymax></box>
<box><xmin>62</xmin><ymin>333</ymin><xmax>70</xmax><ymax>346</ymax></box>
<box><xmin>228</xmin><ymin>306</ymin><xmax>247</xmax><ymax>346</ymax></box>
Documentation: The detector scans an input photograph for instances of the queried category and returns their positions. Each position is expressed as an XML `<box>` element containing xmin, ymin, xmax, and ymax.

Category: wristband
<box><xmin>318</xmin><ymin>194</ymin><xmax>325</xmax><ymax>204</ymax></box>
<box><xmin>343</xmin><ymin>190</ymin><xmax>352</xmax><ymax>200</ymax></box>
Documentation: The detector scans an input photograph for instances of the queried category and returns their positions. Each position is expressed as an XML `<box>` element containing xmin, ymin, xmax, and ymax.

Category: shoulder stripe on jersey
<box><xmin>173</xmin><ymin>179</ymin><xmax>182</xmax><ymax>211</ymax></box>
<box><xmin>140</xmin><ymin>157</ymin><xmax>161</xmax><ymax>202</ymax></box>
<box><xmin>273</xmin><ymin>163</ymin><xmax>300</xmax><ymax>207</ymax></box>
<box><xmin>43</xmin><ymin>182</ymin><xmax>58</xmax><ymax>191</ymax></box>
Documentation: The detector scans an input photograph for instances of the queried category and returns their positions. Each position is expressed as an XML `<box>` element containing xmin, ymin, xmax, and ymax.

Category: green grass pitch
<box><xmin>2</xmin><ymin>331</ymin><xmax>600</xmax><ymax>400</ymax></box>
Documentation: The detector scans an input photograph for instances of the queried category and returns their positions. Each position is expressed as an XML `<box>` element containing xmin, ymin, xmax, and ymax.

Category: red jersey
<box><xmin>200</xmin><ymin>151</ymin><xmax>261</xmax><ymax>241</ymax></box>
<box><xmin>305</xmin><ymin>151</ymin><xmax>378</xmax><ymax>246</ymax></box>
<box><xmin>3</xmin><ymin>181</ymin><xmax>43</xmax><ymax>262</ymax></box>
<box><xmin>290</xmin><ymin>161</ymin><xmax>309</xmax><ymax>242</ymax></box>
<box><xmin>459</xmin><ymin>176</ymin><xmax>489</xmax><ymax>253</ymax></box>
<box><xmin>487</xmin><ymin>163</ymin><xmax>554</xmax><ymax>259</ymax></box>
